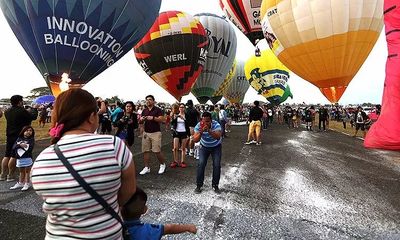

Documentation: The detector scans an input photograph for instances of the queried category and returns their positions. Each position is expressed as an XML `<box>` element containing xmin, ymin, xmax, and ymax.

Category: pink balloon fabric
<box><xmin>364</xmin><ymin>0</ymin><xmax>400</xmax><ymax>150</ymax></box>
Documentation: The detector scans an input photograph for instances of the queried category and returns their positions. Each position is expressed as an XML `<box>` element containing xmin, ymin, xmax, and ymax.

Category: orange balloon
<box><xmin>260</xmin><ymin>0</ymin><xmax>384</xmax><ymax>102</ymax></box>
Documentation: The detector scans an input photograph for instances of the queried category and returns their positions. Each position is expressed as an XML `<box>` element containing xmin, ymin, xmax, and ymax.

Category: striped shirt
<box><xmin>194</xmin><ymin>120</ymin><xmax>222</xmax><ymax>147</ymax></box>
<box><xmin>31</xmin><ymin>134</ymin><xmax>132</xmax><ymax>240</ymax></box>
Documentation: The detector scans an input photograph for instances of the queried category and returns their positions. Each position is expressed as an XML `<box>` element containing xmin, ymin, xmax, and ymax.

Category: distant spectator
<box><xmin>353</xmin><ymin>106</ymin><xmax>367</xmax><ymax>138</ymax></box>
<box><xmin>1</xmin><ymin>95</ymin><xmax>36</xmax><ymax>182</ymax></box>
<box><xmin>138</xmin><ymin>95</ymin><xmax>166</xmax><ymax>175</ymax></box>
<box><xmin>9</xmin><ymin>126</ymin><xmax>35</xmax><ymax>191</ymax></box>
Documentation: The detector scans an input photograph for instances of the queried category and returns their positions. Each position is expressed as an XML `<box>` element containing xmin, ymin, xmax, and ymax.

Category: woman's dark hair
<box><xmin>50</xmin><ymin>89</ymin><xmax>97</xmax><ymax>144</ymax></box>
<box><xmin>19</xmin><ymin>125</ymin><xmax>35</xmax><ymax>139</ymax></box>
<box><xmin>124</xmin><ymin>101</ymin><xmax>136</xmax><ymax>111</ymax></box>
<box><xmin>122</xmin><ymin>187</ymin><xmax>147</xmax><ymax>220</ymax></box>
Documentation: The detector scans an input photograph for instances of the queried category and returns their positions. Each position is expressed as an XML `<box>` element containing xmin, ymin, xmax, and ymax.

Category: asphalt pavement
<box><xmin>0</xmin><ymin>123</ymin><xmax>399</xmax><ymax>240</ymax></box>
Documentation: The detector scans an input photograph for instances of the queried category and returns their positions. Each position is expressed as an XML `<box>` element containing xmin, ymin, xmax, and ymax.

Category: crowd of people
<box><xmin>0</xmin><ymin>90</ymin><xmax>380</xmax><ymax>239</ymax></box>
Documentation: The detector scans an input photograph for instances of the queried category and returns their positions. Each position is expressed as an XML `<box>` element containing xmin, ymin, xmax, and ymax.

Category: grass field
<box><xmin>0</xmin><ymin>117</ymin><xmax>51</xmax><ymax>144</ymax></box>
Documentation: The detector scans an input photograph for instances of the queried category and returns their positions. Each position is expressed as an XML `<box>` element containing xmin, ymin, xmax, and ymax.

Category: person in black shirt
<box><xmin>318</xmin><ymin>106</ymin><xmax>329</xmax><ymax>131</ymax></box>
<box><xmin>185</xmin><ymin>100</ymin><xmax>200</xmax><ymax>156</ymax></box>
<box><xmin>1</xmin><ymin>95</ymin><xmax>36</xmax><ymax>181</ymax></box>
<box><xmin>245</xmin><ymin>101</ymin><xmax>264</xmax><ymax>145</ymax></box>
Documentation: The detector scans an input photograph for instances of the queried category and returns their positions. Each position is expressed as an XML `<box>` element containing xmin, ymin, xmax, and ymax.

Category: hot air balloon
<box><xmin>134</xmin><ymin>11</ymin><xmax>208</xmax><ymax>101</ymax></box>
<box><xmin>364</xmin><ymin>0</ymin><xmax>400</xmax><ymax>150</ymax></box>
<box><xmin>210</xmin><ymin>60</ymin><xmax>237</xmax><ymax>104</ymax></box>
<box><xmin>260</xmin><ymin>0</ymin><xmax>384</xmax><ymax>103</ymax></box>
<box><xmin>191</xmin><ymin>13</ymin><xmax>237</xmax><ymax>104</ymax></box>
<box><xmin>224</xmin><ymin>60</ymin><xmax>250</xmax><ymax>104</ymax></box>
<box><xmin>244</xmin><ymin>49</ymin><xmax>291</xmax><ymax>105</ymax></box>
<box><xmin>0</xmin><ymin>0</ymin><xmax>161</xmax><ymax>96</ymax></box>
<box><xmin>219</xmin><ymin>0</ymin><xmax>264</xmax><ymax>45</ymax></box>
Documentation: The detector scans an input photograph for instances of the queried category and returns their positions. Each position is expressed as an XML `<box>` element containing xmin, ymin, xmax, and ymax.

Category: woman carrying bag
<box><xmin>31</xmin><ymin>89</ymin><xmax>136</xmax><ymax>239</ymax></box>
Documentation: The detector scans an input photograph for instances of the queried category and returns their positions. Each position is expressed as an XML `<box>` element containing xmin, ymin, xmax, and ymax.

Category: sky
<box><xmin>0</xmin><ymin>0</ymin><xmax>387</xmax><ymax>105</ymax></box>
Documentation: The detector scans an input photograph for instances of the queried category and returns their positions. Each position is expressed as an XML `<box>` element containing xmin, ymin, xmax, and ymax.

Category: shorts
<box><xmin>173</xmin><ymin>131</ymin><xmax>189</xmax><ymax>140</ymax></box>
<box><xmin>142</xmin><ymin>132</ymin><xmax>162</xmax><ymax>153</ymax></box>
<box><xmin>5</xmin><ymin>135</ymin><xmax>18</xmax><ymax>158</ymax></box>
<box><xmin>249</xmin><ymin>120</ymin><xmax>261</xmax><ymax>136</ymax></box>
<box><xmin>16</xmin><ymin>158</ymin><xmax>33</xmax><ymax>168</ymax></box>
<box><xmin>355</xmin><ymin>123</ymin><xmax>365</xmax><ymax>131</ymax></box>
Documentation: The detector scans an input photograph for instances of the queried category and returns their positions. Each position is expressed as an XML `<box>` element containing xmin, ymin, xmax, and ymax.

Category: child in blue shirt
<box><xmin>122</xmin><ymin>187</ymin><xmax>197</xmax><ymax>240</ymax></box>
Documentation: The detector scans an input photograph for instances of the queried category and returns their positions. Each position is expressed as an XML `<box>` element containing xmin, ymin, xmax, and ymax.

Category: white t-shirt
<box><xmin>356</xmin><ymin>112</ymin><xmax>364</xmax><ymax>123</ymax></box>
<box><xmin>176</xmin><ymin>117</ymin><xmax>186</xmax><ymax>132</ymax></box>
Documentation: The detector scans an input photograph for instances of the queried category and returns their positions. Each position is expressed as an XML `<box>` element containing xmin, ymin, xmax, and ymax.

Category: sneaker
<box><xmin>158</xmin><ymin>164</ymin><xmax>166</xmax><ymax>174</ymax></box>
<box><xmin>244</xmin><ymin>141</ymin><xmax>251</xmax><ymax>145</ymax></box>
<box><xmin>212</xmin><ymin>185</ymin><xmax>221</xmax><ymax>194</ymax></box>
<box><xmin>250</xmin><ymin>140</ymin><xmax>257</xmax><ymax>144</ymax></box>
<box><xmin>194</xmin><ymin>186</ymin><xmax>202</xmax><ymax>194</ymax></box>
<box><xmin>170</xmin><ymin>161</ymin><xmax>179</xmax><ymax>168</ymax></box>
<box><xmin>10</xmin><ymin>182</ymin><xmax>24</xmax><ymax>190</ymax></box>
<box><xmin>256</xmin><ymin>142</ymin><xmax>261</xmax><ymax>146</ymax></box>
<box><xmin>21</xmin><ymin>183</ymin><xmax>31</xmax><ymax>191</ymax></box>
<box><xmin>139</xmin><ymin>167</ymin><xmax>150</xmax><ymax>175</ymax></box>
<box><xmin>180</xmin><ymin>162</ymin><xmax>187</xmax><ymax>168</ymax></box>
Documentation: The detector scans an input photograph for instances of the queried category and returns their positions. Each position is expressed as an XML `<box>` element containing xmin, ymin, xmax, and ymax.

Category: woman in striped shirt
<box><xmin>31</xmin><ymin>89</ymin><xmax>136</xmax><ymax>239</ymax></box>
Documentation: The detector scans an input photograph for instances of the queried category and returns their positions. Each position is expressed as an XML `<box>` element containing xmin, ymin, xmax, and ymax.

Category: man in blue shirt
<box><xmin>193</xmin><ymin>111</ymin><xmax>222</xmax><ymax>194</ymax></box>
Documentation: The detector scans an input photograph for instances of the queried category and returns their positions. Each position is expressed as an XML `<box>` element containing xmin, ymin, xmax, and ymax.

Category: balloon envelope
<box><xmin>211</xmin><ymin>59</ymin><xmax>237</xmax><ymax>104</ymax></box>
<box><xmin>192</xmin><ymin>13</ymin><xmax>237</xmax><ymax>104</ymax></box>
<box><xmin>244</xmin><ymin>49</ymin><xmax>291</xmax><ymax>105</ymax></box>
<box><xmin>364</xmin><ymin>0</ymin><xmax>400</xmax><ymax>150</ymax></box>
<box><xmin>224</xmin><ymin>60</ymin><xmax>250</xmax><ymax>104</ymax></box>
<box><xmin>0</xmin><ymin>0</ymin><xmax>161</xmax><ymax>96</ymax></box>
<box><xmin>33</xmin><ymin>95</ymin><xmax>55</xmax><ymax>105</ymax></box>
<box><xmin>260</xmin><ymin>0</ymin><xmax>384</xmax><ymax>103</ymax></box>
<box><xmin>134</xmin><ymin>11</ymin><xmax>208</xmax><ymax>101</ymax></box>
<box><xmin>219</xmin><ymin>0</ymin><xmax>264</xmax><ymax>45</ymax></box>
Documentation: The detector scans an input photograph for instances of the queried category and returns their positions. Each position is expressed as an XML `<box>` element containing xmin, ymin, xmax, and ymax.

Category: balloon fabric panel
<box><xmin>365</xmin><ymin>0</ymin><xmax>400</xmax><ymax>150</ymax></box>
<box><xmin>225</xmin><ymin>61</ymin><xmax>250</xmax><ymax>104</ymax></box>
<box><xmin>134</xmin><ymin>11</ymin><xmax>208</xmax><ymax>101</ymax></box>
<box><xmin>260</xmin><ymin>0</ymin><xmax>384</xmax><ymax>103</ymax></box>
<box><xmin>244</xmin><ymin>49</ymin><xmax>290</xmax><ymax>105</ymax></box>
<box><xmin>0</xmin><ymin>0</ymin><xmax>162</xmax><ymax>96</ymax></box>
<box><xmin>220</xmin><ymin>0</ymin><xmax>264</xmax><ymax>45</ymax></box>
<box><xmin>212</xmin><ymin>60</ymin><xmax>237</xmax><ymax>98</ymax></box>
<box><xmin>191</xmin><ymin>13</ymin><xmax>237</xmax><ymax>104</ymax></box>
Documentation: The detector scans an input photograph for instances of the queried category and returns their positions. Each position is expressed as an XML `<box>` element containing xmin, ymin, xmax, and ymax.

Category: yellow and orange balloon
<box><xmin>260</xmin><ymin>0</ymin><xmax>384</xmax><ymax>103</ymax></box>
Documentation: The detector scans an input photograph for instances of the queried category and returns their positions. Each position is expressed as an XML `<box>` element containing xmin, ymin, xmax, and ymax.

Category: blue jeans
<box><xmin>196</xmin><ymin>144</ymin><xmax>222</xmax><ymax>188</ymax></box>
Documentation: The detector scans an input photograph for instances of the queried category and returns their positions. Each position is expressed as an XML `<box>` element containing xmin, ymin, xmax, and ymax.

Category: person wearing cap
<box><xmin>1</xmin><ymin>95</ymin><xmax>36</xmax><ymax>181</ymax></box>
